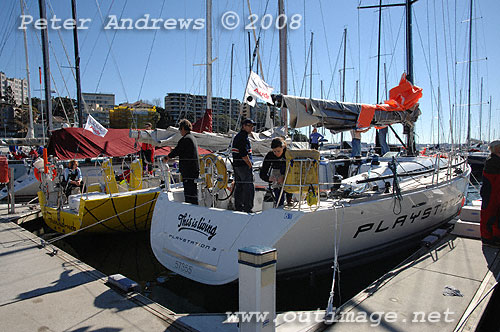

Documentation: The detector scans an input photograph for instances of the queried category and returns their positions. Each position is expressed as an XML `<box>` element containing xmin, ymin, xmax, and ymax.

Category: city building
<box><xmin>82</xmin><ymin>92</ymin><xmax>115</xmax><ymax>111</ymax></box>
<box><xmin>0</xmin><ymin>71</ymin><xmax>28</xmax><ymax>106</ymax></box>
<box><xmin>164</xmin><ymin>92</ymin><xmax>277</xmax><ymax>132</ymax></box>
<box><xmin>109</xmin><ymin>101</ymin><xmax>159</xmax><ymax>129</ymax></box>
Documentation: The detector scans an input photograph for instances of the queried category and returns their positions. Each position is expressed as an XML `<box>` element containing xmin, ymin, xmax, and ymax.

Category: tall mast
<box><xmin>229</xmin><ymin>43</ymin><xmax>234</xmax><ymax>132</ymax></box>
<box><xmin>466</xmin><ymin>0</ymin><xmax>472</xmax><ymax>148</ymax></box>
<box><xmin>309</xmin><ymin>32</ymin><xmax>314</xmax><ymax>99</ymax></box>
<box><xmin>20</xmin><ymin>0</ymin><xmax>34</xmax><ymax>138</ymax></box>
<box><xmin>479</xmin><ymin>77</ymin><xmax>483</xmax><ymax>141</ymax></box>
<box><xmin>206</xmin><ymin>0</ymin><xmax>212</xmax><ymax>111</ymax></box>
<box><xmin>71</xmin><ymin>0</ymin><xmax>83</xmax><ymax>128</ymax></box>
<box><xmin>278</xmin><ymin>0</ymin><xmax>288</xmax><ymax>128</ymax></box>
<box><xmin>359</xmin><ymin>0</ymin><xmax>416</xmax><ymax>154</ymax></box>
<box><xmin>488</xmin><ymin>96</ymin><xmax>492</xmax><ymax>142</ymax></box>
<box><xmin>404</xmin><ymin>0</ymin><xmax>415</xmax><ymax>155</ymax></box>
<box><xmin>38</xmin><ymin>0</ymin><xmax>53</xmax><ymax>133</ymax></box>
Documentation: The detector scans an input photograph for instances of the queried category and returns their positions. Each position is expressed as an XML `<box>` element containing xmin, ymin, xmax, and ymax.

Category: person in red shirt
<box><xmin>140</xmin><ymin>122</ymin><xmax>155</xmax><ymax>174</ymax></box>
<box><xmin>480</xmin><ymin>140</ymin><xmax>500</xmax><ymax>247</ymax></box>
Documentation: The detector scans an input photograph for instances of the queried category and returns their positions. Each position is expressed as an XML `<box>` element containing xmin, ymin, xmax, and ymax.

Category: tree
<box><xmin>152</xmin><ymin>97</ymin><xmax>163</xmax><ymax>107</ymax></box>
<box><xmin>52</xmin><ymin>97</ymin><xmax>76</xmax><ymax>123</ymax></box>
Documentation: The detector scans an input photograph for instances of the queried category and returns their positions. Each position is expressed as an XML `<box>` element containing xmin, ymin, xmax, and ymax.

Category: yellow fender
<box><xmin>199</xmin><ymin>154</ymin><xmax>228</xmax><ymax>190</ymax></box>
<box><xmin>128</xmin><ymin>159</ymin><xmax>143</xmax><ymax>191</ymax></box>
<box><xmin>102</xmin><ymin>159</ymin><xmax>118</xmax><ymax>194</ymax></box>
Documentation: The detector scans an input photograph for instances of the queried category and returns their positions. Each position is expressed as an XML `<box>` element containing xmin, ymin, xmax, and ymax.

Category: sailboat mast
<box><xmin>466</xmin><ymin>0</ymin><xmax>472</xmax><ymax>148</ymax></box>
<box><xmin>309</xmin><ymin>32</ymin><xmax>314</xmax><ymax>99</ymax></box>
<box><xmin>206</xmin><ymin>0</ymin><xmax>212</xmax><ymax>111</ymax></box>
<box><xmin>229</xmin><ymin>43</ymin><xmax>234</xmax><ymax>132</ymax></box>
<box><xmin>404</xmin><ymin>0</ymin><xmax>415</xmax><ymax>155</ymax></box>
<box><xmin>20</xmin><ymin>0</ymin><xmax>34</xmax><ymax>138</ymax></box>
<box><xmin>38</xmin><ymin>0</ymin><xmax>53</xmax><ymax>133</ymax></box>
<box><xmin>71</xmin><ymin>0</ymin><xmax>83</xmax><ymax>128</ymax></box>
<box><xmin>479</xmin><ymin>77</ymin><xmax>483</xmax><ymax>141</ymax></box>
<box><xmin>278</xmin><ymin>0</ymin><xmax>287</xmax><ymax>128</ymax></box>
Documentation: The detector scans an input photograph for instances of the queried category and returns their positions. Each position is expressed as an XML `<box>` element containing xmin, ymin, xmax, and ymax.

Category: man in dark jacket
<box><xmin>165</xmin><ymin>119</ymin><xmax>200</xmax><ymax>204</ymax></box>
<box><xmin>259</xmin><ymin>137</ymin><xmax>292</xmax><ymax>206</ymax></box>
<box><xmin>480</xmin><ymin>139</ymin><xmax>500</xmax><ymax>247</ymax></box>
<box><xmin>232</xmin><ymin>119</ymin><xmax>255</xmax><ymax>212</ymax></box>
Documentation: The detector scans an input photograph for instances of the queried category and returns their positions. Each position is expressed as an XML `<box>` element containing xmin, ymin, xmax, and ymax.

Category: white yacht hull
<box><xmin>150</xmin><ymin>164</ymin><xmax>470</xmax><ymax>285</ymax></box>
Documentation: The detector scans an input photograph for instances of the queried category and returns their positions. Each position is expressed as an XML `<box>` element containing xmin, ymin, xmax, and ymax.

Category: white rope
<box><xmin>324</xmin><ymin>200</ymin><xmax>344</xmax><ymax>322</ymax></box>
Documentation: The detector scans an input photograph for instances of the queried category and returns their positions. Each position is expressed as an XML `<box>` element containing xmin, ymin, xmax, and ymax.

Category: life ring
<box><xmin>199</xmin><ymin>154</ymin><xmax>228</xmax><ymax>190</ymax></box>
<box><xmin>34</xmin><ymin>164</ymin><xmax>57</xmax><ymax>182</ymax></box>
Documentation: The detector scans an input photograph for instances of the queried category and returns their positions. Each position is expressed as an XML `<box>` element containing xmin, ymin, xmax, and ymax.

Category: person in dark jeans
<box><xmin>165</xmin><ymin>119</ymin><xmax>200</xmax><ymax>204</ymax></box>
<box><xmin>232</xmin><ymin>119</ymin><xmax>255</xmax><ymax>212</ymax></box>
<box><xmin>62</xmin><ymin>160</ymin><xmax>83</xmax><ymax>199</ymax></box>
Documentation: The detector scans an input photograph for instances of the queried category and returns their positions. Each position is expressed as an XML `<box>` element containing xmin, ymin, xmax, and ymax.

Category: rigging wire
<box><xmin>137</xmin><ymin>0</ymin><xmax>166</xmax><ymax>102</ymax></box>
<box><xmin>93</xmin><ymin>0</ymin><xmax>129</xmax><ymax>102</ymax></box>
<box><xmin>95</xmin><ymin>0</ymin><xmax>126</xmax><ymax>94</ymax></box>
<box><xmin>318</xmin><ymin>0</ymin><xmax>336</xmax><ymax>99</ymax></box>
<box><xmin>82</xmin><ymin>0</ymin><xmax>115</xmax><ymax>78</ymax></box>
<box><xmin>46</xmin><ymin>0</ymin><xmax>77</xmax><ymax>83</ymax></box>
<box><xmin>441</xmin><ymin>0</ymin><xmax>455</xmax><ymax>146</ymax></box>
<box><xmin>0</xmin><ymin>1</ymin><xmax>16</xmax><ymax>58</ymax></box>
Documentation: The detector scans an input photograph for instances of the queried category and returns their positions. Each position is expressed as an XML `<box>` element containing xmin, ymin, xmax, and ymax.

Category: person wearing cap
<box><xmin>232</xmin><ymin>119</ymin><xmax>255</xmax><ymax>212</ymax></box>
<box><xmin>165</xmin><ymin>119</ymin><xmax>200</xmax><ymax>204</ymax></box>
<box><xmin>140</xmin><ymin>122</ymin><xmax>155</xmax><ymax>174</ymax></box>
<box><xmin>480</xmin><ymin>139</ymin><xmax>500</xmax><ymax>247</ymax></box>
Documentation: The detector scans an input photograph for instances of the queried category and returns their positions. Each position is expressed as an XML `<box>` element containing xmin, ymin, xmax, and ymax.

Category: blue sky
<box><xmin>1</xmin><ymin>0</ymin><xmax>499</xmax><ymax>144</ymax></box>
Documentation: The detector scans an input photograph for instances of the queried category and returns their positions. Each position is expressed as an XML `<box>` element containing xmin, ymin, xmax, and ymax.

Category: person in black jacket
<box><xmin>259</xmin><ymin>137</ymin><xmax>292</xmax><ymax>206</ymax></box>
<box><xmin>165</xmin><ymin>119</ymin><xmax>200</xmax><ymax>204</ymax></box>
<box><xmin>232</xmin><ymin>119</ymin><xmax>255</xmax><ymax>212</ymax></box>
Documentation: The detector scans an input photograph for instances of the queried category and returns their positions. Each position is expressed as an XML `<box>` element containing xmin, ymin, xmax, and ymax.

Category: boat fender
<box><xmin>199</xmin><ymin>154</ymin><xmax>228</xmax><ymax>190</ymax></box>
<box><xmin>107</xmin><ymin>274</ymin><xmax>140</xmax><ymax>293</ymax></box>
<box><xmin>306</xmin><ymin>184</ymin><xmax>318</xmax><ymax>206</ymax></box>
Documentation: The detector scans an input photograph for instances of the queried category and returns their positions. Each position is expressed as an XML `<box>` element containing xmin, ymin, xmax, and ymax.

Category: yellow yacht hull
<box><xmin>38</xmin><ymin>189</ymin><xmax>161</xmax><ymax>234</ymax></box>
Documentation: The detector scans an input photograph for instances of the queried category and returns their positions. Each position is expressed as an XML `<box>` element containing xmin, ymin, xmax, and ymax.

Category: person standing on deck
<box><xmin>309</xmin><ymin>128</ymin><xmax>324</xmax><ymax>150</ymax></box>
<box><xmin>140</xmin><ymin>122</ymin><xmax>155</xmax><ymax>174</ymax></box>
<box><xmin>350</xmin><ymin>130</ymin><xmax>362</xmax><ymax>157</ymax></box>
<box><xmin>480</xmin><ymin>140</ymin><xmax>500</xmax><ymax>247</ymax></box>
<box><xmin>259</xmin><ymin>137</ymin><xmax>292</xmax><ymax>206</ymax></box>
<box><xmin>232</xmin><ymin>119</ymin><xmax>255</xmax><ymax>213</ymax></box>
<box><xmin>164</xmin><ymin>119</ymin><xmax>200</xmax><ymax>205</ymax></box>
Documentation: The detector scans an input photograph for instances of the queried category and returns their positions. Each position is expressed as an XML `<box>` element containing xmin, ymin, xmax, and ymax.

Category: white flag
<box><xmin>243</xmin><ymin>71</ymin><xmax>274</xmax><ymax>107</ymax></box>
<box><xmin>84</xmin><ymin>114</ymin><xmax>108</xmax><ymax>137</ymax></box>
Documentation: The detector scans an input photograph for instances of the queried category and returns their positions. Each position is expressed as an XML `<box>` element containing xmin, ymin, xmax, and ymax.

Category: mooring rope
<box><xmin>324</xmin><ymin>201</ymin><xmax>344</xmax><ymax>322</ymax></box>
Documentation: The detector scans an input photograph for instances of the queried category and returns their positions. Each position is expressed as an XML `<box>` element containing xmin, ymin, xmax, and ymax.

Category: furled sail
<box><xmin>274</xmin><ymin>73</ymin><xmax>423</xmax><ymax>133</ymax></box>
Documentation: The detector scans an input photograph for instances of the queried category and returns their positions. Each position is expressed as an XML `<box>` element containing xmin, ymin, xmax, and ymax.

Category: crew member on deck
<box><xmin>165</xmin><ymin>119</ymin><xmax>200</xmax><ymax>205</ymax></box>
<box><xmin>480</xmin><ymin>140</ymin><xmax>500</xmax><ymax>248</ymax></box>
<box><xmin>62</xmin><ymin>160</ymin><xmax>83</xmax><ymax>199</ymax></box>
<box><xmin>350</xmin><ymin>130</ymin><xmax>362</xmax><ymax>157</ymax></box>
<box><xmin>232</xmin><ymin>119</ymin><xmax>255</xmax><ymax>213</ymax></box>
<box><xmin>309</xmin><ymin>128</ymin><xmax>324</xmax><ymax>150</ymax></box>
<box><xmin>259</xmin><ymin>137</ymin><xmax>292</xmax><ymax>206</ymax></box>
<box><xmin>140</xmin><ymin>122</ymin><xmax>155</xmax><ymax>174</ymax></box>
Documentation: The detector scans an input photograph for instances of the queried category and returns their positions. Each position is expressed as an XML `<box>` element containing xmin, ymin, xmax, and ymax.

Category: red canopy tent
<box><xmin>47</xmin><ymin>128</ymin><xmax>211</xmax><ymax>160</ymax></box>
